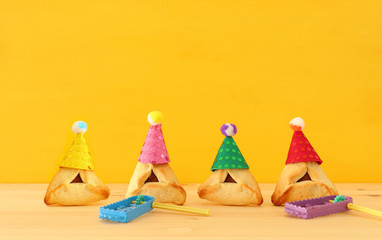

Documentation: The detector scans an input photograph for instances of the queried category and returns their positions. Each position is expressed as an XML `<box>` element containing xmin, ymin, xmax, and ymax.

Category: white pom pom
<box><xmin>289</xmin><ymin>117</ymin><xmax>305</xmax><ymax>131</ymax></box>
<box><xmin>72</xmin><ymin>121</ymin><xmax>87</xmax><ymax>134</ymax></box>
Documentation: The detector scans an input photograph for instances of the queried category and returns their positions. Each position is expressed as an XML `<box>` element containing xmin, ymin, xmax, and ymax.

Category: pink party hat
<box><xmin>138</xmin><ymin>111</ymin><xmax>170</xmax><ymax>164</ymax></box>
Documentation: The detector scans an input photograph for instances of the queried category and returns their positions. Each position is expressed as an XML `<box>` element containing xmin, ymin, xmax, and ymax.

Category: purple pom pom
<box><xmin>220</xmin><ymin>123</ymin><xmax>237</xmax><ymax>137</ymax></box>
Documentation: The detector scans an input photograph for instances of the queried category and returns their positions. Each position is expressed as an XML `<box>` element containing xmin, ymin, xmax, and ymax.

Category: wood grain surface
<box><xmin>0</xmin><ymin>184</ymin><xmax>381</xmax><ymax>239</ymax></box>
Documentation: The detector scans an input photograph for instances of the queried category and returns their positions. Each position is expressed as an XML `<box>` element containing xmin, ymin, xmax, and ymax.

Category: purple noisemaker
<box><xmin>285</xmin><ymin>195</ymin><xmax>353</xmax><ymax>219</ymax></box>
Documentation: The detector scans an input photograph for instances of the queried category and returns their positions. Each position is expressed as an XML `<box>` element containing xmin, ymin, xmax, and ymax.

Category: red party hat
<box><xmin>285</xmin><ymin>117</ymin><xmax>322</xmax><ymax>165</ymax></box>
<box><xmin>138</xmin><ymin>111</ymin><xmax>170</xmax><ymax>164</ymax></box>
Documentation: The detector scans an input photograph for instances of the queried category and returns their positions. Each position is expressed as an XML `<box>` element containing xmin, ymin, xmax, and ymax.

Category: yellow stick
<box><xmin>132</xmin><ymin>201</ymin><xmax>210</xmax><ymax>216</ymax></box>
<box><xmin>152</xmin><ymin>202</ymin><xmax>210</xmax><ymax>216</ymax></box>
<box><xmin>329</xmin><ymin>200</ymin><xmax>382</xmax><ymax>218</ymax></box>
<box><xmin>347</xmin><ymin>203</ymin><xmax>382</xmax><ymax>218</ymax></box>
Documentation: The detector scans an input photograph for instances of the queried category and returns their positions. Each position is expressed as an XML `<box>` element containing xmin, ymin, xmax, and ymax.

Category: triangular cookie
<box><xmin>271</xmin><ymin>118</ymin><xmax>338</xmax><ymax>205</ymax></box>
<box><xmin>44</xmin><ymin>167</ymin><xmax>110</xmax><ymax>205</ymax></box>
<box><xmin>197</xmin><ymin>123</ymin><xmax>263</xmax><ymax>206</ymax></box>
<box><xmin>44</xmin><ymin>121</ymin><xmax>110</xmax><ymax>205</ymax></box>
<box><xmin>271</xmin><ymin>161</ymin><xmax>338</xmax><ymax>205</ymax></box>
<box><xmin>198</xmin><ymin>168</ymin><xmax>263</xmax><ymax>205</ymax></box>
<box><xmin>126</xmin><ymin>162</ymin><xmax>186</xmax><ymax>205</ymax></box>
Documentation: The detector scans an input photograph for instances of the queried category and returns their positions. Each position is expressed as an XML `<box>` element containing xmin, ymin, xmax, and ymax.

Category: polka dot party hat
<box><xmin>138</xmin><ymin>111</ymin><xmax>170</xmax><ymax>164</ymax></box>
<box><xmin>286</xmin><ymin>117</ymin><xmax>322</xmax><ymax>165</ymax></box>
<box><xmin>210</xmin><ymin>123</ymin><xmax>249</xmax><ymax>171</ymax></box>
<box><xmin>60</xmin><ymin>121</ymin><xmax>94</xmax><ymax>170</ymax></box>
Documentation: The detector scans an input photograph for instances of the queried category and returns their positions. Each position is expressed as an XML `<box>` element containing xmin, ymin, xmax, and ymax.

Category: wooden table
<box><xmin>1</xmin><ymin>184</ymin><xmax>381</xmax><ymax>239</ymax></box>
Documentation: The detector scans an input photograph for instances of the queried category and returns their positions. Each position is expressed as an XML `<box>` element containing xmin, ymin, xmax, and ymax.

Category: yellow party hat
<box><xmin>60</xmin><ymin>121</ymin><xmax>94</xmax><ymax>170</ymax></box>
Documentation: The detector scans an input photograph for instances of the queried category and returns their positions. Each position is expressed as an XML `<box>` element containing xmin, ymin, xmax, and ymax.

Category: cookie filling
<box><xmin>145</xmin><ymin>170</ymin><xmax>159</xmax><ymax>183</ymax></box>
<box><xmin>70</xmin><ymin>174</ymin><xmax>84</xmax><ymax>183</ymax></box>
<box><xmin>297</xmin><ymin>172</ymin><xmax>312</xmax><ymax>182</ymax></box>
<box><xmin>224</xmin><ymin>173</ymin><xmax>237</xmax><ymax>183</ymax></box>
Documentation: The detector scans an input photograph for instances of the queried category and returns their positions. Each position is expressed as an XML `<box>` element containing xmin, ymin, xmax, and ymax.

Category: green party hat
<box><xmin>210</xmin><ymin>123</ymin><xmax>249</xmax><ymax>171</ymax></box>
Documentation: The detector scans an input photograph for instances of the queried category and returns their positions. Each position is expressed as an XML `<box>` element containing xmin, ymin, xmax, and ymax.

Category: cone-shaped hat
<box><xmin>60</xmin><ymin>121</ymin><xmax>94</xmax><ymax>170</ymax></box>
<box><xmin>211</xmin><ymin>123</ymin><xmax>249</xmax><ymax>171</ymax></box>
<box><xmin>138</xmin><ymin>111</ymin><xmax>170</xmax><ymax>164</ymax></box>
<box><xmin>286</xmin><ymin>117</ymin><xmax>322</xmax><ymax>165</ymax></box>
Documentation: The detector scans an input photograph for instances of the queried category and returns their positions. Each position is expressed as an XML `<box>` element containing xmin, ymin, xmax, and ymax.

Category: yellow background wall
<box><xmin>1</xmin><ymin>0</ymin><xmax>381</xmax><ymax>183</ymax></box>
